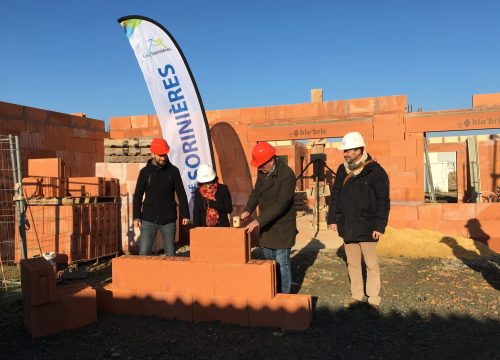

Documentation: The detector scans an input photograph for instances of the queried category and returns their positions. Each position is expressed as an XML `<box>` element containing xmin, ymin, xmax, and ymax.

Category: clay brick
<box><xmin>374</xmin><ymin>156</ymin><xmax>405</xmax><ymax>173</ymax></box>
<box><xmin>390</xmin><ymin>205</ymin><xmax>418</xmax><ymax>221</ymax></box>
<box><xmin>141</xmin><ymin>291</ymin><xmax>193</xmax><ymax>321</ymax></box>
<box><xmin>405</xmin><ymin>219</ymin><xmax>435</xmax><ymax>230</ymax></box>
<box><xmin>190</xmin><ymin>227</ymin><xmax>250</xmax><ymax>264</ymax></box>
<box><xmin>373</xmin><ymin>123</ymin><xmax>405</xmax><ymax>141</ymax></box>
<box><xmin>407</xmin><ymin>187</ymin><xmax>424</xmax><ymax>201</ymax></box>
<box><xmin>240</xmin><ymin>107</ymin><xmax>266</xmax><ymax>123</ymax></box>
<box><xmin>20</xmin><ymin>257</ymin><xmax>57</xmax><ymax>307</ymax></box>
<box><xmin>26</xmin><ymin>284</ymin><xmax>96</xmax><ymax>338</ymax></box>
<box><xmin>130</xmin><ymin>115</ymin><xmax>149</xmax><ymax>129</ymax></box>
<box><xmin>475</xmin><ymin>203</ymin><xmax>500</xmax><ymax>221</ymax></box>
<box><xmin>389</xmin><ymin>188</ymin><xmax>407</xmax><ymax>202</ymax></box>
<box><xmin>193</xmin><ymin>295</ymin><xmax>248</xmax><ymax>326</ymax></box>
<box><xmin>161</xmin><ymin>259</ymin><xmax>214</xmax><ymax>296</ymax></box>
<box><xmin>390</xmin><ymin>171</ymin><xmax>418</xmax><ymax>188</ymax></box>
<box><xmin>389</xmin><ymin>139</ymin><xmax>417</xmax><ymax>156</ymax></box>
<box><xmin>28</xmin><ymin>158</ymin><xmax>64</xmax><ymax>178</ymax></box>
<box><xmin>96</xmin><ymin>284</ymin><xmax>141</xmax><ymax>315</ymax></box>
<box><xmin>291</xmin><ymin>103</ymin><xmax>319</xmax><ymax>119</ymax></box>
<box><xmin>67</xmin><ymin>177</ymin><xmax>104</xmax><ymax>197</ymax></box>
<box><xmin>364</xmin><ymin>141</ymin><xmax>390</xmax><ymax>157</ymax></box>
<box><xmin>109</xmin><ymin>116</ymin><xmax>131</xmax><ymax>131</ymax></box>
<box><xmin>442</xmin><ymin>203</ymin><xmax>475</xmax><ymax>221</ymax></box>
<box><xmin>148</xmin><ymin>115</ymin><xmax>160</xmax><ymax>128</ymax></box>
<box><xmin>265</xmin><ymin>105</ymin><xmax>292</xmax><ymax>120</ymax></box>
<box><xmin>434</xmin><ymin>220</ymin><xmax>468</xmax><ymax>237</ymax></box>
<box><xmin>112</xmin><ymin>255</ymin><xmax>163</xmax><ymax>292</ymax></box>
<box><xmin>215</xmin><ymin>108</ymin><xmax>241</xmax><ymax>122</ymax></box>
<box><xmin>405</xmin><ymin>155</ymin><xmax>423</xmax><ymax>172</ymax></box>
<box><xmin>417</xmin><ymin>204</ymin><xmax>443</xmax><ymax>221</ymax></box>
<box><xmin>213</xmin><ymin>260</ymin><xmax>276</xmax><ymax>299</ymax></box>
<box><xmin>248</xmin><ymin>294</ymin><xmax>311</xmax><ymax>330</ymax></box>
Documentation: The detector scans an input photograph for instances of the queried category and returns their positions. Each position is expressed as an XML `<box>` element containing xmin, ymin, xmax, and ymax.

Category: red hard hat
<box><xmin>250</xmin><ymin>142</ymin><xmax>276</xmax><ymax>167</ymax></box>
<box><xmin>150</xmin><ymin>138</ymin><xmax>170</xmax><ymax>155</ymax></box>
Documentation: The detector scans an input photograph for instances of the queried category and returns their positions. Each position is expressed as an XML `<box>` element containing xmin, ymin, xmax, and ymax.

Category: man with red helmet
<box><xmin>133</xmin><ymin>138</ymin><xmax>190</xmax><ymax>256</ymax></box>
<box><xmin>241</xmin><ymin>142</ymin><xmax>297</xmax><ymax>293</ymax></box>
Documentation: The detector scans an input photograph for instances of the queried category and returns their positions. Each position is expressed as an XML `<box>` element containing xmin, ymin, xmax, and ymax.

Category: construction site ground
<box><xmin>0</xmin><ymin>214</ymin><xmax>498</xmax><ymax>359</ymax></box>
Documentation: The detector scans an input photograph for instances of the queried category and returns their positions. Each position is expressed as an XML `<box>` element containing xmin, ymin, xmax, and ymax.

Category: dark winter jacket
<box><xmin>193</xmin><ymin>183</ymin><xmax>233</xmax><ymax>227</ymax></box>
<box><xmin>327</xmin><ymin>155</ymin><xmax>390</xmax><ymax>243</ymax></box>
<box><xmin>133</xmin><ymin>158</ymin><xmax>189</xmax><ymax>225</ymax></box>
<box><xmin>244</xmin><ymin>158</ymin><xmax>297</xmax><ymax>249</ymax></box>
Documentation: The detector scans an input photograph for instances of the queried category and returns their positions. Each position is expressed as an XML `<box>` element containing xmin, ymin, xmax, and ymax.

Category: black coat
<box><xmin>327</xmin><ymin>155</ymin><xmax>390</xmax><ymax>243</ymax></box>
<box><xmin>244</xmin><ymin>158</ymin><xmax>297</xmax><ymax>249</ymax></box>
<box><xmin>193</xmin><ymin>183</ymin><xmax>233</xmax><ymax>227</ymax></box>
<box><xmin>133</xmin><ymin>159</ymin><xmax>189</xmax><ymax>225</ymax></box>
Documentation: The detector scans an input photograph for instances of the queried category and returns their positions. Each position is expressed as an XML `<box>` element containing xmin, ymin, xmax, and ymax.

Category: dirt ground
<box><xmin>0</xmin><ymin>239</ymin><xmax>498</xmax><ymax>360</ymax></box>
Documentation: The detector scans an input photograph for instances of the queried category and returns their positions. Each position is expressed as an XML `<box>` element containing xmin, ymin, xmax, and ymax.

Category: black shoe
<box><xmin>344</xmin><ymin>298</ymin><xmax>362</xmax><ymax>309</ymax></box>
<box><xmin>368</xmin><ymin>304</ymin><xmax>381</xmax><ymax>318</ymax></box>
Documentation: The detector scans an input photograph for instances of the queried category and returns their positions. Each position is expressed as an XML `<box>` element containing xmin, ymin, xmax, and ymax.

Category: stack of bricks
<box><xmin>13</xmin><ymin>158</ymin><xmax>121</xmax><ymax>264</ymax></box>
<box><xmin>97</xmin><ymin>227</ymin><xmax>312</xmax><ymax>330</ymax></box>
<box><xmin>20</xmin><ymin>257</ymin><xmax>97</xmax><ymax>338</ymax></box>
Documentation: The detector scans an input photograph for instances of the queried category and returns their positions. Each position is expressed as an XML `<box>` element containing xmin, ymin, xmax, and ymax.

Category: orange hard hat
<box><xmin>150</xmin><ymin>138</ymin><xmax>170</xmax><ymax>155</ymax></box>
<box><xmin>250</xmin><ymin>142</ymin><xmax>276</xmax><ymax>167</ymax></box>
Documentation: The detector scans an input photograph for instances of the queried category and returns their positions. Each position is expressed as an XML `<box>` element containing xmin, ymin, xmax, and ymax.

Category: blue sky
<box><xmin>1</xmin><ymin>0</ymin><xmax>500</xmax><ymax>127</ymax></box>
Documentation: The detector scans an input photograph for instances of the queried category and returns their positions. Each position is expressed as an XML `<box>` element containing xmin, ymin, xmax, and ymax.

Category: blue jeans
<box><xmin>262</xmin><ymin>247</ymin><xmax>291</xmax><ymax>294</ymax></box>
<box><xmin>139</xmin><ymin>220</ymin><xmax>176</xmax><ymax>256</ymax></box>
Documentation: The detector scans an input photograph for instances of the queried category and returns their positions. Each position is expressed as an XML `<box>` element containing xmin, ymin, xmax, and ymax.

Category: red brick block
<box><xmin>130</xmin><ymin>115</ymin><xmax>149</xmax><ymax>129</ymax></box>
<box><xmin>213</xmin><ymin>260</ymin><xmax>276</xmax><ymax>299</ymax></box>
<box><xmin>141</xmin><ymin>291</ymin><xmax>193</xmax><ymax>321</ymax></box>
<box><xmin>389</xmin><ymin>171</ymin><xmax>418</xmax><ymax>188</ymax></box>
<box><xmin>190</xmin><ymin>227</ymin><xmax>250</xmax><ymax>264</ymax></box>
<box><xmin>389</xmin><ymin>140</ymin><xmax>417</xmax><ymax>156</ymax></box>
<box><xmin>435</xmin><ymin>220</ymin><xmax>468</xmax><ymax>237</ymax></box>
<box><xmin>28</xmin><ymin>158</ymin><xmax>64</xmax><ymax>178</ymax></box>
<box><xmin>248</xmin><ymin>294</ymin><xmax>311</xmax><ymax>330</ymax></box>
<box><xmin>442</xmin><ymin>203</ymin><xmax>475</xmax><ymax>221</ymax></box>
<box><xmin>109</xmin><ymin>116</ymin><xmax>131</xmax><ymax>131</ymax></box>
<box><xmin>374</xmin><ymin>156</ymin><xmax>405</xmax><ymax>173</ymax></box>
<box><xmin>390</xmin><ymin>205</ymin><xmax>418</xmax><ymax>221</ymax></box>
<box><xmin>193</xmin><ymin>295</ymin><xmax>248</xmax><ymax>326</ymax></box>
<box><xmin>417</xmin><ymin>204</ymin><xmax>443</xmax><ymax>221</ymax></box>
<box><xmin>96</xmin><ymin>284</ymin><xmax>141</xmax><ymax>315</ymax></box>
<box><xmin>20</xmin><ymin>257</ymin><xmax>57</xmax><ymax>307</ymax></box>
<box><xmin>112</xmin><ymin>255</ymin><xmax>163</xmax><ymax>292</ymax></box>
<box><xmin>67</xmin><ymin>177</ymin><xmax>104</xmax><ymax>197</ymax></box>
<box><xmin>26</xmin><ymin>284</ymin><xmax>96</xmax><ymax>338</ymax></box>
<box><xmin>240</xmin><ymin>107</ymin><xmax>266</xmax><ymax>122</ymax></box>
<box><xmin>161</xmin><ymin>259</ymin><xmax>214</xmax><ymax>296</ymax></box>
<box><xmin>475</xmin><ymin>203</ymin><xmax>500</xmax><ymax>221</ymax></box>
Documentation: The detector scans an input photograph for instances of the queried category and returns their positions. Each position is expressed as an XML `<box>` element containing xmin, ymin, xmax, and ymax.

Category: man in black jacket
<box><xmin>133</xmin><ymin>138</ymin><xmax>190</xmax><ymax>256</ymax></box>
<box><xmin>242</xmin><ymin>142</ymin><xmax>297</xmax><ymax>294</ymax></box>
<box><xmin>327</xmin><ymin>132</ymin><xmax>390</xmax><ymax>316</ymax></box>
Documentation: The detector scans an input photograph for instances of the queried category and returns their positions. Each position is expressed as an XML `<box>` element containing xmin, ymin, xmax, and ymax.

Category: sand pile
<box><xmin>378</xmin><ymin>227</ymin><xmax>495</xmax><ymax>259</ymax></box>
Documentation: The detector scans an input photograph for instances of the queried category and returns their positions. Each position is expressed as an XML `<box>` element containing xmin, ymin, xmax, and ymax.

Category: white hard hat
<box><xmin>339</xmin><ymin>131</ymin><xmax>366</xmax><ymax>150</ymax></box>
<box><xmin>196</xmin><ymin>164</ymin><xmax>216</xmax><ymax>183</ymax></box>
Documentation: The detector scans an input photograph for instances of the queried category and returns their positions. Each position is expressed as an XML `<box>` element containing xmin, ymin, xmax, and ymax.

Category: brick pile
<box><xmin>97</xmin><ymin>227</ymin><xmax>312</xmax><ymax>330</ymax></box>
<box><xmin>14</xmin><ymin>158</ymin><xmax>121</xmax><ymax>264</ymax></box>
<box><xmin>20</xmin><ymin>257</ymin><xmax>97</xmax><ymax>338</ymax></box>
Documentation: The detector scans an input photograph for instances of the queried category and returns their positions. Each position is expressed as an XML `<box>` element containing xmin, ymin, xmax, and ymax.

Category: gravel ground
<box><xmin>0</xmin><ymin>248</ymin><xmax>498</xmax><ymax>360</ymax></box>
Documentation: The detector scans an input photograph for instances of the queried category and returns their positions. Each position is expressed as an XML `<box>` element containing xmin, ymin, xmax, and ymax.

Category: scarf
<box><xmin>343</xmin><ymin>151</ymin><xmax>368</xmax><ymax>175</ymax></box>
<box><xmin>342</xmin><ymin>152</ymin><xmax>374</xmax><ymax>186</ymax></box>
<box><xmin>199</xmin><ymin>182</ymin><xmax>219</xmax><ymax>226</ymax></box>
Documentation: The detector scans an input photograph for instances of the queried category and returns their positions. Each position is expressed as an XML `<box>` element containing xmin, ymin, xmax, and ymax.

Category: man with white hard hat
<box><xmin>327</xmin><ymin>131</ymin><xmax>390</xmax><ymax>317</ymax></box>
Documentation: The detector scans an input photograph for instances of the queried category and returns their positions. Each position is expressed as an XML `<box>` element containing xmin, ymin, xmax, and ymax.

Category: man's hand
<box><xmin>134</xmin><ymin>219</ymin><xmax>142</xmax><ymax>228</ymax></box>
<box><xmin>244</xmin><ymin>219</ymin><xmax>259</xmax><ymax>233</ymax></box>
<box><xmin>372</xmin><ymin>231</ymin><xmax>383</xmax><ymax>240</ymax></box>
<box><xmin>328</xmin><ymin>224</ymin><xmax>337</xmax><ymax>232</ymax></box>
<box><xmin>240</xmin><ymin>211</ymin><xmax>250</xmax><ymax>221</ymax></box>
<box><xmin>181</xmin><ymin>218</ymin><xmax>190</xmax><ymax>226</ymax></box>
